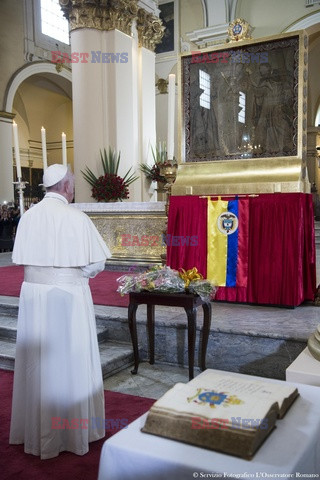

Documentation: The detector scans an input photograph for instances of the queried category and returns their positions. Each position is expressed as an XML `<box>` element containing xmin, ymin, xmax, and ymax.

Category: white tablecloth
<box><xmin>98</xmin><ymin>370</ymin><xmax>320</xmax><ymax>480</ymax></box>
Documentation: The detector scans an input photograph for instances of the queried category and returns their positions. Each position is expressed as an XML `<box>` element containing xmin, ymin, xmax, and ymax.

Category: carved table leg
<box><xmin>201</xmin><ymin>302</ymin><xmax>212</xmax><ymax>371</ymax></box>
<box><xmin>128</xmin><ymin>302</ymin><xmax>139</xmax><ymax>374</ymax></box>
<box><xmin>147</xmin><ymin>304</ymin><xmax>155</xmax><ymax>365</ymax></box>
<box><xmin>185</xmin><ymin>306</ymin><xmax>197</xmax><ymax>380</ymax></box>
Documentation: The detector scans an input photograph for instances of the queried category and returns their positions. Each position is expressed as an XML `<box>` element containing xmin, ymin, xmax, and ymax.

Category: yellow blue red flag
<box><xmin>207</xmin><ymin>197</ymin><xmax>249</xmax><ymax>287</ymax></box>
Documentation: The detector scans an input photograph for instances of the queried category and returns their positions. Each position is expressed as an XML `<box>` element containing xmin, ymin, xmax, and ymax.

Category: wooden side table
<box><xmin>128</xmin><ymin>291</ymin><xmax>212</xmax><ymax>380</ymax></box>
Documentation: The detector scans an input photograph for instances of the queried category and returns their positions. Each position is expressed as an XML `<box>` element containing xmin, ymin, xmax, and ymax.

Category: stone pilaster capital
<box><xmin>136</xmin><ymin>8</ymin><xmax>165</xmax><ymax>51</ymax></box>
<box><xmin>59</xmin><ymin>0</ymin><xmax>138</xmax><ymax>35</ymax></box>
<box><xmin>0</xmin><ymin>111</ymin><xmax>15</xmax><ymax>120</ymax></box>
<box><xmin>105</xmin><ymin>0</ymin><xmax>138</xmax><ymax>35</ymax></box>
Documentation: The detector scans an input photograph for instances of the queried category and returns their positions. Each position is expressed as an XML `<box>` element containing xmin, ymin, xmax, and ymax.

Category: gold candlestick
<box><xmin>159</xmin><ymin>161</ymin><xmax>178</xmax><ymax>214</ymax></box>
<box><xmin>159</xmin><ymin>159</ymin><xmax>178</xmax><ymax>264</ymax></box>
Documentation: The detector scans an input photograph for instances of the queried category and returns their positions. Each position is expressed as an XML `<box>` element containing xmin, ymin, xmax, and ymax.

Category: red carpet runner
<box><xmin>0</xmin><ymin>369</ymin><xmax>155</xmax><ymax>479</ymax></box>
<box><xmin>0</xmin><ymin>265</ymin><xmax>129</xmax><ymax>307</ymax></box>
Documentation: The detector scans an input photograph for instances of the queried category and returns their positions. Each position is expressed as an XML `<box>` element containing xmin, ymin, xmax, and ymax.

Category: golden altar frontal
<box><xmin>72</xmin><ymin>202</ymin><xmax>166</xmax><ymax>265</ymax></box>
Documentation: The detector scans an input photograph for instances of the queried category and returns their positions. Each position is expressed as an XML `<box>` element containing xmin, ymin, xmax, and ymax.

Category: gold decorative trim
<box><xmin>59</xmin><ymin>0</ymin><xmax>138</xmax><ymax>35</ymax></box>
<box><xmin>171</xmin><ymin>158</ymin><xmax>310</xmax><ymax>196</ymax></box>
<box><xmin>227</xmin><ymin>18</ymin><xmax>253</xmax><ymax>42</ymax></box>
<box><xmin>156</xmin><ymin>78</ymin><xmax>168</xmax><ymax>94</ymax></box>
<box><xmin>0</xmin><ymin>111</ymin><xmax>15</xmax><ymax>120</ymax></box>
<box><xmin>137</xmin><ymin>8</ymin><xmax>165</xmax><ymax>51</ymax></box>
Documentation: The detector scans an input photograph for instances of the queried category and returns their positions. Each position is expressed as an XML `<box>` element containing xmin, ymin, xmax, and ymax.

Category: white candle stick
<box><xmin>167</xmin><ymin>74</ymin><xmax>175</xmax><ymax>161</ymax></box>
<box><xmin>12</xmin><ymin>121</ymin><xmax>22</xmax><ymax>179</ymax></box>
<box><xmin>41</xmin><ymin>126</ymin><xmax>48</xmax><ymax>170</ymax></box>
<box><xmin>62</xmin><ymin>132</ymin><xmax>67</xmax><ymax>166</ymax></box>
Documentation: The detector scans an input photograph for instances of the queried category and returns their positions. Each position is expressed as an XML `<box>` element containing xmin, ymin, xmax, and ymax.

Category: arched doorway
<box><xmin>1</xmin><ymin>62</ymin><xmax>72</xmax><ymax>206</ymax></box>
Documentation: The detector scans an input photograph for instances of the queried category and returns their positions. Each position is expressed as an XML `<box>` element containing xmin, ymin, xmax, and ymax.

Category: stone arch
<box><xmin>0</xmin><ymin>62</ymin><xmax>72</xmax><ymax>204</ymax></box>
<box><xmin>284</xmin><ymin>11</ymin><xmax>320</xmax><ymax>32</ymax></box>
<box><xmin>4</xmin><ymin>61</ymin><xmax>72</xmax><ymax>112</ymax></box>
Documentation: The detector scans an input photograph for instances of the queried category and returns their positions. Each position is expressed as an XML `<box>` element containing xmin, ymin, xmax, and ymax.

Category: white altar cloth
<box><xmin>72</xmin><ymin>201</ymin><xmax>166</xmax><ymax>213</ymax></box>
<box><xmin>98</xmin><ymin>370</ymin><xmax>320</xmax><ymax>480</ymax></box>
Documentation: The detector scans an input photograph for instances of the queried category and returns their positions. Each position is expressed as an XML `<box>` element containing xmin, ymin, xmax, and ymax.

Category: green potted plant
<box><xmin>139</xmin><ymin>143</ymin><xmax>168</xmax><ymax>184</ymax></box>
<box><xmin>81</xmin><ymin>147</ymin><xmax>138</xmax><ymax>202</ymax></box>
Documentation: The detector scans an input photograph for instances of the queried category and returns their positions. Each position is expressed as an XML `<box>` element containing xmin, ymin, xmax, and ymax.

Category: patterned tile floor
<box><xmin>103</xmin><ymin>362</ymin><xmax>191</xmax><ymax>399</ymax></box>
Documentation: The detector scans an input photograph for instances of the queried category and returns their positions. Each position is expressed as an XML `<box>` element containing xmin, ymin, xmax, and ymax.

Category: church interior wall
<box><xmin>307</xmin><ymin>28</ymin><xmax>320</xmax><ymax>192</ymax></box>
<box><xmin>235</xmin><ymin>0</ymin><xmax>313</xmax><ymax>37</ymax></box>
<box><xmin>179</xmin><ymin>0</ymin><xmax>204</xmax><ymax>46</ymax></box>
<box><xmin>0</xmin><ymin>0</ymin><xmax>25</xmax><ymax>110</ymax></box>
<box><xmin>307</xmin><ymin>33</ymin><xmax>320</xmax><ymax>125</ymax></box>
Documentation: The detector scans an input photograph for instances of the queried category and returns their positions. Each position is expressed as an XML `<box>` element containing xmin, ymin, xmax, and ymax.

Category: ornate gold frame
<box><xmin>173</xmin><ymin>30</ymin><xmax>309</xmax><ymax>195</ymax></box>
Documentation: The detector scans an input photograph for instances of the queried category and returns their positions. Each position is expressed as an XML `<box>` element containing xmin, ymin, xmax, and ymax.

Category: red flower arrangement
<box><xmin>81</xmin><ymin>147</ymin><xmax>138</xmax><ymax>202</ymax></box>
<box><xmin>140</xmin><ymin>143</ymin><xmax>176</xmax><ymax>183</ymax></box>
<box><xmin>91</xmin><ymin>173</ymin><xmax>129</xmax><ymax>202</ymax></box>
<box><xmin>146</xmin><ymin>164</ymin><xmax>166</xmax><ymax>183</ymax></box>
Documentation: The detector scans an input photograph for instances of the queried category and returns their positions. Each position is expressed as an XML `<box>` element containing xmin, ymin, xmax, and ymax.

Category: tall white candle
<box><xmin>62</xmin><ymin>132</ymin><xmax>67</xmax><ymax>166</ymax></box>
<box><xmin>12</xmin><ymin>121</ymin><xmax>22</xmax><ymax>179</ymax></box>
<box><xmin>41</xmin><ymin>126</ymin><xmax>48</xmax><ymax>170</ymax></box>
<box><xmin>167</xmin><ymin>74</ymin><xmax>175</xmax><ymax>161</ymax></box>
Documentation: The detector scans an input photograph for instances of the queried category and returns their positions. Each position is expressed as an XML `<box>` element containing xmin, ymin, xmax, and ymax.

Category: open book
<box><xmin>142</xmin><ymin>371</ymin><xmax>299</xmax><ymax>459</ymax></box>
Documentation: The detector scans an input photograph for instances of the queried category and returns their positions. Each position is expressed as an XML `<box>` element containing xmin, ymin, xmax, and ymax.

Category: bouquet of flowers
<box><xmin>117</xmin><ymin>266</ymin><xmax>185</xmax><ymax>295</ymax></box>
<box><xmin>140</xmin><ymin>143</ymin><xmax>175</xmax><ymax>183</ymax></box>
<box><xmin>91</xmin><ymin>173</ymin><xmax>129</xmax><ymax>202</ymax></box>
<box><xmin>81</xmin><ymin>147</ymin><xmax>138</xmax><ymax>202</ymax></box>
<box><xmin>179</xmin><ymin>267</ymin><xmax>217</xmax><ymax>301</ymax></box>
<box><xmin>117</xmin><ymin>266</ymin><xmax>216</xmax><ymax>302</ymax></box>
<box><xmin>140</xmin><ymin>164</ymin><xmax>166</xmax><ymax>183</ymax></box>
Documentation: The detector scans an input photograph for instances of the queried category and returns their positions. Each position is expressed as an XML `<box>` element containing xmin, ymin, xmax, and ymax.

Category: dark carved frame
<box><xmin>182</xmin><ymin>36</ymin><xmax>300</xmax><ymax>163</ymax></box>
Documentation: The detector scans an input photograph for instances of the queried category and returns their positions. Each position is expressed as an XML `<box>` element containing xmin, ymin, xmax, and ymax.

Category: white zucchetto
<box><xmin>43</xmin><ymin>164</ymin><xmax>68</xmax><ymax>187</ymax></box>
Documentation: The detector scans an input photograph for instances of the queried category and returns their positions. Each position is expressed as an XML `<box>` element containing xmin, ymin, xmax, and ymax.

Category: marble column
<box><xmin>0</xmin><ymin>112</ymin><xmax>15</xmax><ymax>204</ymax></box>
<box><xmin>60</xmin><ymin>0</ymin><xmax>163</xmax><ymax>203</ymax></box>
<box><xmin>307</xmin><ymin>127</ymin><xmax>320</xmax><ymax>189</ymax></box>
<box><xmin>307</xmin><ymin>127</ymin><xmax>320</xmax><ymax>218</ymax></box>
<box><xmin>136</xmin><ymin>8</ymin><xmax>164</xmax><ymax>201</ymax></box>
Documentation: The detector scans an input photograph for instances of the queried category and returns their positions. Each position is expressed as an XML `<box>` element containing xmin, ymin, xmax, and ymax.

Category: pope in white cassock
<box><xmin>9</xmin><ymin>164</ymin><xmax>111</xmax><ymax>459</ymax></box>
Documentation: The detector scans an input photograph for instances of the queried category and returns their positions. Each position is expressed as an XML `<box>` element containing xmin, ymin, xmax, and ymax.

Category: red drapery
<box><xmin>166</xmin><ymin>195</ymin><xmax>208</xmax><ymax>277</ymax></box>
<box><xmin>167</xmin><ymin>193</ymin><xmax>316</xmax><ymax>307</ymax></box>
